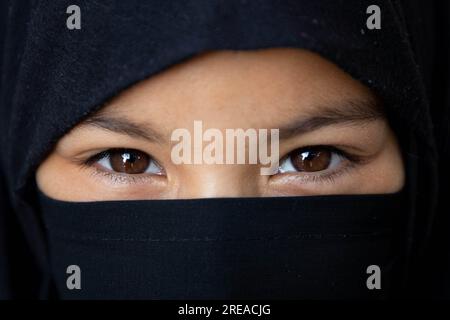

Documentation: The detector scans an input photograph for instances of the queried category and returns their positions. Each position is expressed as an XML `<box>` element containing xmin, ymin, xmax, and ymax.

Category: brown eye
<box><xmin>107</xmin><ymin>149</ymin><xmax>151</xmax><ymax>174</ymax></box>
<box><xmin>290</xmin><ymin>147</ymin><xmax>331</xmax><ymax>172</ymax></box>
<box><xmin>93</xmin><ymin>148</ymin><xmax>164</xmax><ymax>175</ymax></box>
<box><xmin>278</xmin><ymin>146</ymin><xmax>337</xmax><ymax>174</ymax></box>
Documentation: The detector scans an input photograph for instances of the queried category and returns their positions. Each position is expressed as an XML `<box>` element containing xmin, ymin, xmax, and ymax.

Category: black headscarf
<box><xmin>0</xmin><ymin>0</ymin><xmax>447</xmax><ymax>299</ymax></box>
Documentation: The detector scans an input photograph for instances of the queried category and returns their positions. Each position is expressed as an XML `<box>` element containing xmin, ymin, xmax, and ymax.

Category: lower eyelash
<box><xmin>87</xmin><ymin>165</ymin><xmax>157</xmax><ymax>185</ymax></box>
<box><xmin>276</xmin><ymin>160</ymin><xmax>358</xmax><ymax>185</ymax></box>
<box><xmin>307</xmin><ymin>162</ymin><xmax>357</xmax><ymax>184</ymax></box>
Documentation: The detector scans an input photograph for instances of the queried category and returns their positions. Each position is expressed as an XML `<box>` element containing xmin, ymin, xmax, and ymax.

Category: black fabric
<box><xmin>39</xmin><ymin>191</ymin><xmax>405</xmax><ymax>299</ymax></box>
<box><xmin>409</xmin><ymin>0</ymin><xmax>450</xmax><ymax>298</ymax></box>
<box><xmin>0</xmin><ymin>0</ymin><xmax>447</xmax><ymax>299</ymax></box>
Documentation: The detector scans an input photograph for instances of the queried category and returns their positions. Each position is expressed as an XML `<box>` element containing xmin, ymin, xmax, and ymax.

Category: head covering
<box><xmin>0</xmin><ymin>0</ymin><xmax>447</xmax><ymax>299</ymax></box>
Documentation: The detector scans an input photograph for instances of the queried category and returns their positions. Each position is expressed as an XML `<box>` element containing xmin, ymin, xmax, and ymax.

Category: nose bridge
<box><xmin>176</xmin><ymin>164</ymin><xmax>261</xmax><ymax>198</ymax></box>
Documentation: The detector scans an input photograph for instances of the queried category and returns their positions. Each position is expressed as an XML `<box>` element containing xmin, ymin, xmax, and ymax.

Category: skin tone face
<box><xmin>36</xmin><ymin>48</ymin><xmax>404</xmax><ymax>201</ymax></box>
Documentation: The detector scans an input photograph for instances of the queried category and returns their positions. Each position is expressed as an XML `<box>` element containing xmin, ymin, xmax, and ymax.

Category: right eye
<box><xmin>279</xmin><ymin>146</ymin><xmax>343</xmax><ymax>173</ymax></box>
<box><xmin>92</xmin><ymin>148</ymin><xmax>164</xmax><ymax>175</ymax></box>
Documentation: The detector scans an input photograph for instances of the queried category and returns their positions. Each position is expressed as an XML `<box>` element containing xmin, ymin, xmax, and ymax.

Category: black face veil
<box><xmin>0</xmin><ymin>0</ymin><xmax>444</xmax><ymax>299</ymax></box>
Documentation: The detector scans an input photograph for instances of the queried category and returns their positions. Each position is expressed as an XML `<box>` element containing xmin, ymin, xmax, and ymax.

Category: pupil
<box><xmin>291</xmin><ymin>148</ymin><xmax>331</xmax><ymax>172</ymax></box>
<box><xmin>122</xmin><ymin>152</ymin><xmax>141</xmax><ymax>169</ymax></box>
<box><xmin>109</xmin><ymin>149</ymin><xmax>150</xmax><ymax>174</ymax></box>
<box><xmin>122</xmin><ymin>153</ymin><xmax>132</xmax><ymax>163</ymax></box>
<box><xmin>301</xmin><ymin>151</ymin><xmax>316</xmax><ymax>161</ymax></box>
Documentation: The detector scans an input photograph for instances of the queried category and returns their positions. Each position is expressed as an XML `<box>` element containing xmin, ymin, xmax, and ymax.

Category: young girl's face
<box><xmin>36</xmin><ymin>48</ymin><xmax>404</xmax><ymax>201</ymax></box>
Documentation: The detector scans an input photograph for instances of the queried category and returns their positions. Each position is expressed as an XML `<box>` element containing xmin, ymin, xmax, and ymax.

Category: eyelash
<box><xmin>79</xmin><ymin>146</ymin><xmax>364</xmax><ymax>185</ymax></box>
<box><xmin>80</xmin><ymin>150</ymin><xmax>158</xmax><ymax>185</ymax></box>
<box><xmin>276</xmin><ymin>146</ymin><xmax>363</xmax><ymax>185</ymax></box>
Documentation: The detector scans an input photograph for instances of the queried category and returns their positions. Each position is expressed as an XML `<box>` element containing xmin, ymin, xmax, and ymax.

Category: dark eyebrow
<box><xmin>279</xmin><ymin>98</ymin><xmax>384</xmax><ymax>139</ymax></box>
<box><xmin>81</xmin><ymin>114</ymin><xmax>165</xmax><ymax>144</ymax></box>
<box><xmin>80</xmin><ymin>98</ymin><xmax>382</xmax><ymax>143</ymax></box>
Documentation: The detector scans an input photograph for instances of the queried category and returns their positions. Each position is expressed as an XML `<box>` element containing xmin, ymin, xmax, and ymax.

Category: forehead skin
<box><xmin>97</xmin><ymin>48</ymin><xmax>377</xmax><ymax>133</ymax></box>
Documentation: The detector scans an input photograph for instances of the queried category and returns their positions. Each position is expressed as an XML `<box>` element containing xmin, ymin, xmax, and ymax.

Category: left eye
<box><xmin>278</xmin><ymin>146</ymin><xmax>344</xmax><ymax>173</ymax></box>
<box><xmin>95</xmin><ymin>149</ymin><xmax>164</xmax><ymax>175</ymax></box>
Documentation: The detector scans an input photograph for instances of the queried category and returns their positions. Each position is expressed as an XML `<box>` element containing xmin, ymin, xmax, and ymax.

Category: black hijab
<box><xmin>0</xmin><ymin>0</ymin><xmax>447</xmax><ymax>299</ymax></box>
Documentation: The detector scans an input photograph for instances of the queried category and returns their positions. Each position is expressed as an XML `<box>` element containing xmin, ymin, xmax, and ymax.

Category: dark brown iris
<box><xmin>291</xmin><ymin>147</ymin><xmax>331</xmax><ymax>172</ymax></box>
<box><xmin>109</xmin><ymin>149</ymin><xmax>150</xmax><ymax>174</ymax></box>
